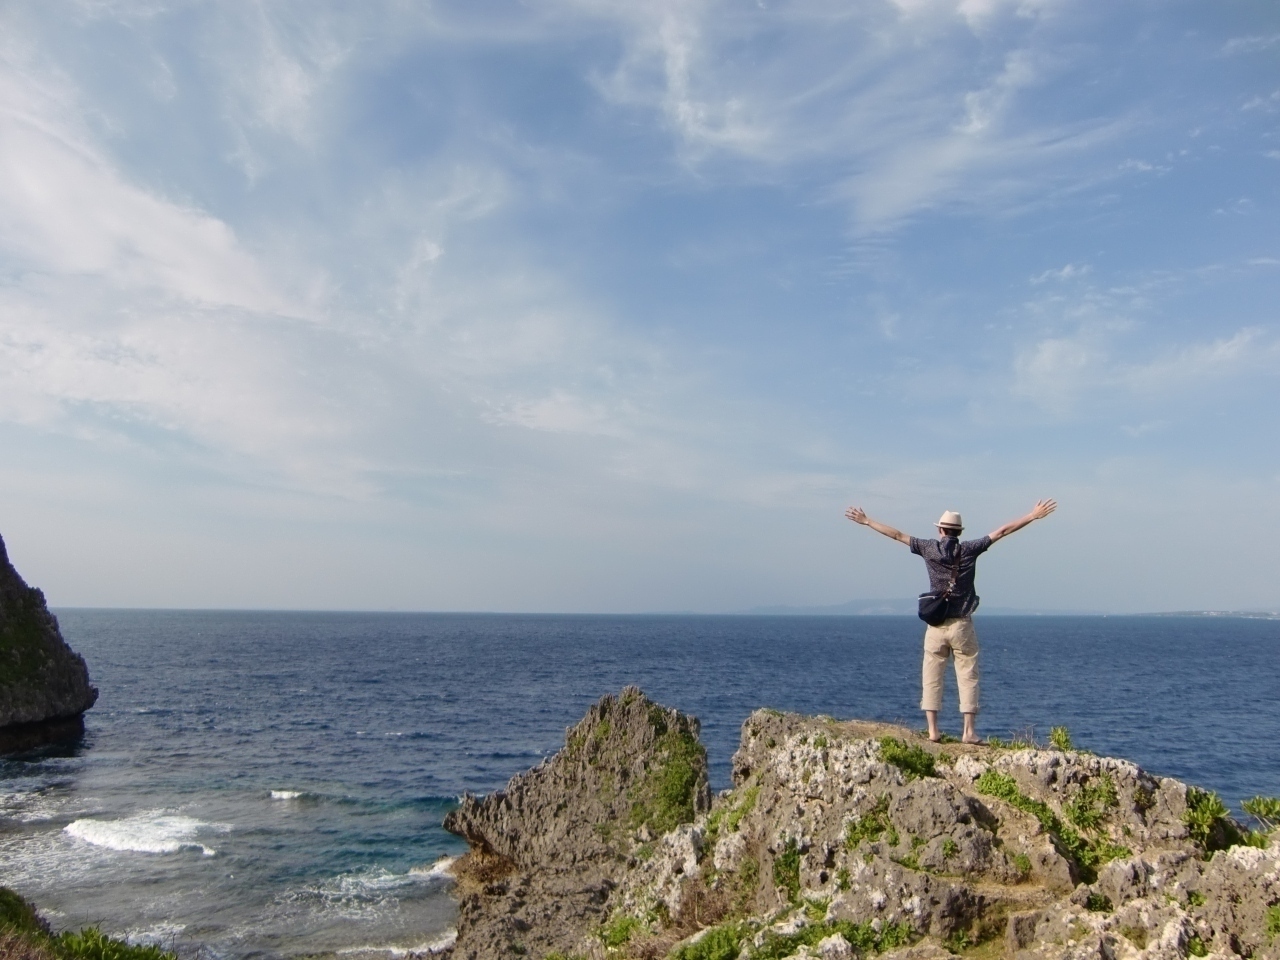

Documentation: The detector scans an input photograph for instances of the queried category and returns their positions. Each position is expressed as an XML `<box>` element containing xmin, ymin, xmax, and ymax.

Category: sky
<box><xmin>0</xmin><ymin>0</ymin><xmax>1278</xmax><ymax>614</ymax></box>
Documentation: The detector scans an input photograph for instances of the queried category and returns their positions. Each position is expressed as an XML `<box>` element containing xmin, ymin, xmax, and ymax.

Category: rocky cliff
<box><xmin>444</xmin><ymin>691</ymin><xmax>1280</xmax><ymax>960</ymax></box>
<box><xmin>0</xmin><ymin>533</ymin><xmax>97</xmax><ymax>736</ymax></box>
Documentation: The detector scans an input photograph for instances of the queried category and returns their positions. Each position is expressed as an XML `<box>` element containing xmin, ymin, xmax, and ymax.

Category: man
<box><xmin>844</xmin><ymin>500</ymin><xmax>1057</xmax><ymax>743</ymax></box>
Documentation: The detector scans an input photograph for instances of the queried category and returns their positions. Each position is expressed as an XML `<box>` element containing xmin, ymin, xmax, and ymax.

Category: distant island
<box><xmin>738</xmin><ymin>599</ymin><xmax>1278</xmax><ymax>618</ymax></box>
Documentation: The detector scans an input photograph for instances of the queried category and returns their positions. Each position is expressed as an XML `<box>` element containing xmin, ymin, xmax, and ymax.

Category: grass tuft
<box><xmin>878</xmin><ymin>738</ymin><xmax>936</xmax><ymax>780</ymax></box>
<box><xmin>600</xmin><ymin>915</ymin><xmax>643</xmax><ymax>949</ymax></box>
<box><xmin>773</xmin><ymin>839</ymin><xmax>801</xmax><ymax>903</ymax></box>
<box><xmin>1084</xmin><ymin>893</ymin><xmax>1112</xmax><ymax>913</ymax></box>
<box><xmin>844</xmin><ymin>795</ymin><xmax>895</xmax><ymax>850</ymax></box>
<box><xmin>1049</xmin><ymin>727</ymin><xmax>1074</xmax><ymax>751</ymax></box>
<box><xmin>975</xmin><ymin>769</ymin><xmax>1128</xmax><ymax>881</ymax></box>
<box><xmin>1265</xmin><ymin>905</ymin><xmax>1280</xmax><ymax>942</ymax></box>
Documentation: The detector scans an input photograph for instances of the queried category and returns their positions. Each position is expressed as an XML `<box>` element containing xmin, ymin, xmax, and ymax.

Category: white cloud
<box><xmin>1030</xmin><ymin>263</ymin><xmax>1089</xmax><ymax>284</ymax></box>
<box><xmin>1222</xmin><ymin>33</ymin><xmax>1280</xmax><ymax>56</ymax></box>
<box><xmin>0</xmin><ymin>53</ymin><xmax>297</xmax><ymax>314</ymax></box>
<box><xmin>1013</xmin><ymin>325</ymin><xmax>1279</xmax><ymax>414</ymax></box>
<box><xmin>552</xmin><ymin>0</ymin><xmax>1114</xmax><ymax>231</ymax></box>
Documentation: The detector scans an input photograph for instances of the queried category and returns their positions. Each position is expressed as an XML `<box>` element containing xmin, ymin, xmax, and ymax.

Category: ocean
<box><xmin>1</xmin><ymin>612</ymin><xmax>1276</xmax><ymax>959</ymax></box>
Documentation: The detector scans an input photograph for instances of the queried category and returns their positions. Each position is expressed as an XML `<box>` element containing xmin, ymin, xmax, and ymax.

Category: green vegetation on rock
<box><xmin>628</xmin><ymin>721</ymin><xmax>706</xmax><ymax>837</ymax></box>
<box><xmin>668</xmin><ymin>922</ymin><xmax>754</xmax><ymax>960</ymax></box>
<box><xmin>0</xmin><ymin>888</ymin><xmax>174</xmax><ymax>960</ymax></box>
<box><xmin>773</xmin><ymin>839</ymin><xmax>801</xmax><ymax>903</ymax></box>
<box><xmin>1265</xmin><ymin>905</ymin><xmax>1280</xmax><ymax>941</ymax></box>
<box><xmin>844</xmin><ymin>794</ymin><xmax>894</xmax><ymax>850</ymax></box>
<box><xmin>877</xmin><ymin>737</ymin><xmax>936</xmax><ymax>780</ymax></box>
<box><xmin>669</xmin><ymin>917</ymin><xmax>913</xmax><ymax>960</ymax></box>
<box><xmin>1065</xmin><ymin>775</ymin><xmax>1118</xmax><ymax>831</ymax></box>
<box><xmin>600</xmin><ymin>916</ymin><xmax>644</xmax><ymax>949</ymax></box>
<box><xmin>975</xmin><ymin>769</ymin><xmax>1128</xmax><ymax>881</ymax></box>
<box><xmin>1084</xmin><ymin>893</ymin><xmax>1112</xmax><ymax>913</ymax></box>
<box><xmin>1181</xmin><ymin>787</ymin><xmax>1269</xmax><ymax>854</ymax></box>
<box><xmin>1049</xmin><ymin>727</ymin><xmax>1074</xmax><ymax>751</ymax></box>
<box><xmin>1242</xmin><ymin>796</ymin><xmax>1280</xmax><ymax>833</ymax></box>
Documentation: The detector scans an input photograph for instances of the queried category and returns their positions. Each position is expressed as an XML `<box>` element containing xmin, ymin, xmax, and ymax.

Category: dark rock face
<box><xmin>0</xmin><ymin>533</ymin><xmax>97</xmax><ymax>734</ymax></box>
<box><xmin>443</xmin><ymin>686</ymin><xmax>711</xmax><ymax>960</ymax></box>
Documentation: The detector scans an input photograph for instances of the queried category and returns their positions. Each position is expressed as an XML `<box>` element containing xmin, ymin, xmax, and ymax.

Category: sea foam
<box><xmin>270</xmin><ymin>790</ymin><xmax>304</xmax><ymax>800</ymax></box>
<box><xmin>337</xmin><ymin>928</ymin><xmax>457</xmax><ymax>957</ymax></box>
<box><xmin>409</xmin><ymin>856</ymin><xmax>456</xmax><ymax>880</ymax></box>
<box><xmin>64</xmin><ymin>813</ymin><xmax>226</xmax><ymax>856</ymax></box>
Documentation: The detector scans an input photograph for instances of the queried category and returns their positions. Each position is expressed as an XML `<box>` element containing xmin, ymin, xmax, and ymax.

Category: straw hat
<box><xmin>936</xmin><ymin>511</ymin><xmax>963</xmax><ymax>530</ymax></box>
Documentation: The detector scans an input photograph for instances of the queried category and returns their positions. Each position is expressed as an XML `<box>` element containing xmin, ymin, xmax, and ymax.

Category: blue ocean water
<box><xmin>0</xmin><ymin>612</ymin><xmax>1276</xmax><ymax>959</ymax></box>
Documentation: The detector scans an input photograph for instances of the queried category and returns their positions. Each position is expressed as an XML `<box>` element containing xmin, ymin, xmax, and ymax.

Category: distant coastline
<box><xmin>737</xmin><ymin>598</ymin><xmax>1280</xmax><ymax>618</ymax></box>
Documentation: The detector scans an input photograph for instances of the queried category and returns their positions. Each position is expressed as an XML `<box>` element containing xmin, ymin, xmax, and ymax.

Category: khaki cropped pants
<box><xmin>921</xmin><ymin>617</ymin><xmax>980</xmax><ymax>715</ymax></box>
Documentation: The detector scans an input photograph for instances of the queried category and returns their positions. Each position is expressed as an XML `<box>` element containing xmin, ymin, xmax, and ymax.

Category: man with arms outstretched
<box><xmin>844</xmin><ymin>500</ymin><xmax>1057</xmax><ymax>744</ymax></box>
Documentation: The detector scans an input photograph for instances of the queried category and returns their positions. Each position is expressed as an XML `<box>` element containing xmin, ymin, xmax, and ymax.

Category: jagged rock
<box><xmin>0</xmin><ymin>533</ymin><xmax>97</xmax><ymax>740</ymax></box>
<box><xmin>443</xmin><ymin>686</ymin><xmax>710</xmax><ymax>960</ymax></box>
<box><xmin>443</xmin><ymin>700</ymin><xmax>1280</xmax><ymax>960</ymax></box>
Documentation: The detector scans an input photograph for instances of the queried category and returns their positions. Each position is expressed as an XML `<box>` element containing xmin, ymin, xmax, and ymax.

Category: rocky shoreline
<box><xmin>443</xmin><ymin>688</ymin><xmax>1280</xmax><ymax>960</ymax></box>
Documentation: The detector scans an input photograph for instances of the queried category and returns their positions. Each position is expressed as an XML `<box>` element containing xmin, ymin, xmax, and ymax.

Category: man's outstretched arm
<box><xmin>988</xmin><ymin>499</ymin><xmax>1057</xmax><ymax>543</ymax></box>
<box><xmin>845</xmin><ymin>507</ymin><xmax>911</xmax><ymax>545</ymax></box>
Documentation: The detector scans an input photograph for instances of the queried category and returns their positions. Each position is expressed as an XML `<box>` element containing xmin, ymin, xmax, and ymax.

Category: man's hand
<box><xmin>845</xmin><ymin>507</ymin><xmax>910</xmax><ymax>544</ymax></box>
<box><xmin>1029</xmin><ymin>499</ymin><xmax>1057</xmax><ymax>520</ymax></box>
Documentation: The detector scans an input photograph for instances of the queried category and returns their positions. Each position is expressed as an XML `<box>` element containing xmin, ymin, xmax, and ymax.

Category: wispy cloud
<box><xmin>1013</xmin><ymin>325</ymin><xmax>1279</xmax><ymax>415</ymax></box>
<box><xmin>552</xmin><ymin>0</ymin><xmax>1121</xmax><ymax>231</ymax></box>
<box><xmin>1222</xmin><ymin>33</ymin><xmax>1280</xmax><ymax>56</ymax></box>
<box><xmin>1030</xmin><ymin>263</ymin><xmax>1090</xmax><ymax>284</ymax></box>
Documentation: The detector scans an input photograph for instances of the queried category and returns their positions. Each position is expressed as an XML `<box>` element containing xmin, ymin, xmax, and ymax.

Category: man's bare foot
<box><xmin>961</xmin><ymin>736</ymin><xmax>985</xmax><ymax>745</ymax></box>
<box><xmin>924</xmin><ymin>710</ymin><xmax>941</xmax><ymax>743</ymax></box>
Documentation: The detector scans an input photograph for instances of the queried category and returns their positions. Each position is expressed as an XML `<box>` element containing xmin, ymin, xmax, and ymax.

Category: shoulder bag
<box><xmin>917</xmin><ymin>543</ymin><xmax>962</xmax><ymax>627</ymax></box>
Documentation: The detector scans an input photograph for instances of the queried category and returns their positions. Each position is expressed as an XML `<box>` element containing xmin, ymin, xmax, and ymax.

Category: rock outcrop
<box><xmin>444</xmin><ymin>694</ymin><xmax>1280</xmax><ymax>960</ymax></box>
<box><xmin>0</xmin><ymin>533</ymin><xmax>97</xmax><ymax>739</ymax></box>
<box><xmin>444</xmin><ymin>687</ymin><xmax>712</xmax><ymax>960</ymax></box>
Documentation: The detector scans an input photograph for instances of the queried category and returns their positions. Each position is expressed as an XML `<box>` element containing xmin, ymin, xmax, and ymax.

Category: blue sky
<box><xmin>1</xmin><ymin>0</ymin><xmax>1277</xmax><ymax>613</ymax></box>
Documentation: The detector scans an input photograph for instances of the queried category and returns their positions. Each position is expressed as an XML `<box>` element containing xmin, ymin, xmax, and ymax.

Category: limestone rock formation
<box><xmin>444</xmin><ymin>696</ymin><xmax>1280</xmax><ymax>960</ymax></box>
<box><xmin>0</xmin><ymin>533</ymin><xmax>97</xmax><ymax>736</ymax></box>
<box><xmin>444</xmin><ymin>687</ymin><xmax>711</xmax><ymax>960</ymax></box>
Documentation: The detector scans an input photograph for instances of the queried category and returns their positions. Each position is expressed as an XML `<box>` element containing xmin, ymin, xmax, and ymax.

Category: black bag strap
<box><xmin>941</xmin><ymin>539</ymin><xmax>962</xmax><ymax>598</ymax></box>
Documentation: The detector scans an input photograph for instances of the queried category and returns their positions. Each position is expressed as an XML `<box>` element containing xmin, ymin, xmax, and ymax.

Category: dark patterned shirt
<box><xmin>909</xmin><ymin>535</ymin><xmax>992</xmax><ymax>618</ymax></box>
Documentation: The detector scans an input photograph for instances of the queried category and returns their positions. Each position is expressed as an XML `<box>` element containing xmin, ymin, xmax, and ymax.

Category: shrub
<box><xmin>55</xmin><ymin>930</ymin><xmax>173</xmax><ymax>960</ymax></box>
<box><xmin>774</xmin><ymin>839</ymin><xmax>801</xmax><ymax>903</ymax></box>
<box><xmin>844</xmin><ymin>795</ymin><xmax>894</xmax><ymax>850</ymax></box>
<box><xmin>1183</xmin><ymin>787</ymin><xmax>1243</xmax><ymax>854</ymax></box>
<box><xmin>878</xmin><ymin>738</ymin><xmax>936</xmax><ymax>780</ymax></box>
<box><xmin>976</xmin><ymin>769</ymin><xmax>1127</xmax><ymax>881</ymax></box>
<box><xmin>1065</xmin><ymin>775</ymin><xmax>1118</xmax><ymax>831</ymax></box>
<box><xmin>1242</xmin><ymin>796</ymin><xmax>1280</xmax><ymax>833</ymax></box>
<box><xmin>1186</xmin><ymin>935</ymin><xmax>1208</xmax><ymax>957</ymax></box>
<box><xmin>1084</xmin><ymin>893</ymin><xmax>1112</xmax><ymax>913</ymax></box>
<box><xmin>600</xmin><ymin>916</ymin><xmax>643</xmax><ymax>949</ymax></box>
<box><xmin>669</xmin><ymin>922</ymin><xmax>752</xmax><ymax>960</ymax></box>
<box><xmin>1049</xmin><ymin>727</ymin><xmax>1074</xmax><ymax>751</ymax></box>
